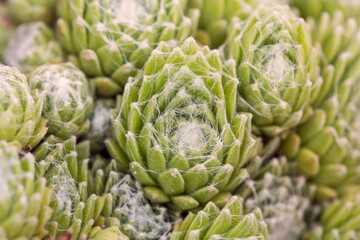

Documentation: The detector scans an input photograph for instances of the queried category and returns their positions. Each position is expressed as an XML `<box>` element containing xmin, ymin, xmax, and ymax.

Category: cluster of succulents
<box><xmin>1</xmin><ymin>0</ymin><xmax>360</xmax><ymax>239</ymax></box>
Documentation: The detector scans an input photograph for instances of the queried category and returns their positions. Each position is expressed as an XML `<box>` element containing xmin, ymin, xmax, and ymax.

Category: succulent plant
<box><xmin>0</xmin><ymin>140</ymin><xmax>53</xmax><ymax>239</ymax></box>
<box><xmin>56</xmin><ymin>0</ymin><xmax>200</xmax><ymax>97</ymax></box>
<box><xmin>107</xmin><ymin>37</ymin><xmax>256</xmax><ymax>210</ymax></box>
<box><xmin>33</xmin><ymin>135</ymin><xmax>106</xmax><ymax>239</ymax></box>
<box><xmin>0</xmin><ymin>4</ymin><xmax>14</xmax><ymax>60</ymax></box>
<box><xmin>238</xmin><ymin>172</ymin><xmax>310</xmax><ymax>240</ymax></box>
<box><xmin>292</xmin><ymin>0</ymin><xmax>360</xmax><ymax>24</ymax></box>
<box><xmin>223</xmin><ymin>5</ymin><xmax>320</xmax><ymax>136</ymax></box>
<box><xmin>88</xmin><ymin>226</ymin><xmax>129</xmax><ymax>240</ymax></box>
<box><xmin>188</xmin><ymin>0</ymin><xmax>288</xmax><ymax>48</ymax></box>
<box><xmin>4</xmin><ymin>21</ymin><xmax>64</xmax><ymax>73</ymax></box>
<box><xmin>0</xmin><ymin>64</ymin><xmax>47</xmax><ymax>149</ymax></box>
<box><xmin>281</xmin><ymin>11</ymin><xmax>360</xmax><ymax>202</ymax></box>
<box><xmin>83</xmin><ymin>98</ymin><xmax>116</xmax><ymax>154</ymax></box>
<box><xmin>89</xmin><ymin>157</ymin><xmax>174</xmax><ymax>240</ymax></box>
<box><xmin>171</xmin><ymin>196</ymin><xmax>268</xmax><ymax>239</ymax></box>
<box><xmin>8</xmin><ymin>0</ymin><xmax>56</xmax><ymax>24</ymax></box>
<box><xmin>302</xmin><ymin>194</ymin><xmax>360</xmax><ymax>240</ymax></box>
<box><xmin>29</xmin><ymin>63</ymin><xmax>94</xmax><ymax>140</ymax></box>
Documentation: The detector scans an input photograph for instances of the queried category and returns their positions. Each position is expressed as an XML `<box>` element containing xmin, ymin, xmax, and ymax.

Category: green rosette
<box><xmin>4</xmin><ymin>21</ymin><xmax>64</xmax><ymax>74</ymax></box>
<box><xmin>107</xmin><ymin>37</ymin><xmax>256</xmax><ymax>210</ymax></box>
<box><xmin>29</xmin><ymin>63</ymin><xmax>94</xmax><ymax>140</ymax></box>
<box><xmin>238</xmin><ymin>172</ymin><xmax>311</xmax><ymax>240</ymax></box>
<box><xmin>0</xmin><ymin>64</ymin><xmax>47</xmax><ymax>149</ymax></box>
<box><xmin>33</xmin><ymin>136</ymin><xmax>106</xmax><ymax>240</ymax></box>
<box><xmin>188</xmin><ymin>0</ymin><xmax>287</xmax><ymax>48</ymax></box>
<box><xmin>56</xmin><ymin>0</ymin><xmax>200</xmax><ymax>97</ymax></box>
<box><xmin>8</xmin><ymin>0</ymin><xmax>56</xmax><ymax>24</ymax></box>
<box><xmin>0</xmin><ymin>141</ymin><xmax>53</xmax><ymax>240</ymax></box>
<box><xmin>171</xmin><ymin>196</ymin><xmax>268</xmax><ymax>240</ymax></box>
<box><xmin>302</xmin><ymin>194</ymin><xmax>360</xmax><ymax>240</ymax></box>
<box><xmin>292</xmin><ymin>0</ymin><xmax>360</xmax><ymax>24</ymax></box>
<box><xmin>88</xmin><ymin>157</ymin><xmax>174</xmax><ymax>240</ymax></box>
<box><xmin>223</xmin><ymin>5</ymin><xmax>320</xmax><ymax>137</ymax></box>
<box><xmin>281</xmin><ymin>11</ymin><xmax>360</xmax><ymax>202</ymax></box>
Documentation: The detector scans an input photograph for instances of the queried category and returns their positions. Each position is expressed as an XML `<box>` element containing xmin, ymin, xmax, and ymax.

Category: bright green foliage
<box><xmin>223</xmin><ymin>5</ymin><xmax>319</xmax><ymax>136</ymax></box>
<box><xmin>239</xmin><ymin>172</ymin><xmax>310</xmax><ymax>240</ymax></box>
<box><xmin>33</xmin><ymin>136</ymin><xmax>106</xmax><ymax>240</ymax></box>
<box><xmin>88</xmin><ymin>226</ymin><xmax>129</xmax><ymax>240</ymax></box>
<box><xmin>56</xmin><ymin>0</ymin><xmax>200</xmax><ymax>97</ymax></box>
<box><xmin>188</xmin><ymin>0</ymin><xmax>287</xmax><ymax>48</ymax></box>
<box><xmin>171</xmin><ymin>196</ymin><xmax>268</xmax><ymax>240</ymax></box>
<box><xmin>281</xmin><ymin>11</ymin><xmax>360</xmax><ymax>202</ymax></box>
<box><xmin>88</xmin><ymin>157</ymin><xmax>174</xmax><ymax>240</ymax></box>
<box><xmin>108</xmin><ymin>37</ymin><xmax>256</xmax><ymax>210</ymax></box>
<box><xmin>0</xmin><ymin>64</ymin><xmax>47</xmax><ymax>149</ymax></box>
<box><xmin>9</xmin><ymin>0</ymin><xmax>56</xmax><ymax>23</ymax></box>
<box><xmin>292</xmin><ymin>0</ymin><xmax>360</xmax><ymax>24</ymax></box>
<box><xmin>0</xmin><ymin>4</ymin><xmax>14</xmax><ymax>60</ymax></box>
<box><xmin>0</xmin><ymin>140</ymin><xmax>53</xmax><ymax>240</ymax></box>
<box><xmin>84</xmin><ymin>98</ymin><xmax>116</xmax><ymax>154</ymax></box>
<box><xmin>303</xmin><ymin>194</ymin><xmax>360</xmax><ymax>240</ymax></box>
<box><xmin>4</xmin><ymin>21</ymin><xmax>64</xmax><ymax>74</ymax></box>
<box><xmin>29</xmin><ymin>63</ymin><xmax>94</xmax><ymax>139</ymax></box>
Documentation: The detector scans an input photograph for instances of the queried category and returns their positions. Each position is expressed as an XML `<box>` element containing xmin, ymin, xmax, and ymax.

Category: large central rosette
<box><xmin>223</xmin><ymin>5</ymin><xmax>319</xmax><ymax>136</ymax></box>
<box><xmin>110</xmin><ymin>38</ymin><xmax>256</xmax><ymax>211</ymax></box>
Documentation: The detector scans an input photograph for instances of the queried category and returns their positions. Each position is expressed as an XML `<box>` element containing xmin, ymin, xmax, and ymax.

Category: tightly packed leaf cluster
<box><xmin>0</xmin><ymin>0</ymin><xmax>360</xmax><ymax>239</ymax></box>
<box><xmin>109</xmin><ymin>37</ymin><xmax>256</xmax><ymax>211</ymax></box>
<box><xmin>89</xmin><ymin>157</ymin><xmax>173</xmax><ymax>240</ymax></box>
<box><xmin>282</xmin><ymin>10</ymin><xmax>360</xmax><ymax>202</ymax></box>
<box><xmin>0</xmin><ymin>141</ymin><xmax>52</xmax><ymax>239</ymax></box>
<box><xmin>56</xmin><ymin>0</ymin><xmax>200</xmax><ymax>97</ymax></box>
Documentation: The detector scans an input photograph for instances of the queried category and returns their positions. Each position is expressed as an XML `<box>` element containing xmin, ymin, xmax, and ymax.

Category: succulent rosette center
<box><xmin>224</xmin><ymin>5</ymin><xmax>319</xmax><ymax>136</ymax></box>
<box><xmin>110</xmin><ymin>38</ymin><xmax>255</xmax><ymax>211</ymax></box>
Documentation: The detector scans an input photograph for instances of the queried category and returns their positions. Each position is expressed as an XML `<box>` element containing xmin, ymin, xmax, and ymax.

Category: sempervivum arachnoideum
<box><xmin>33</xmin><ymin>136</ymin><xmax>107</xmax><ymax>240</ymax></box>
<box><xmin>171</xmin><ymin>196</ymin><xmax>268</xmax><ymax>239</ymax></box>
<box><xmin>56</xmin><ymin>0</ymin><xmax>200</xmax><ymax>97</ymax></box>
<box><xmin>88</xmin><ymin>156</ymin><xmax>174</xmax><ymax>240</ymax></box>
<box><xmin>0</xmin><ymin>64</ymin><xmax>47</xmax><ymax>149</ymax></box>
<box><xmin>238</xmin><ymin>172</ymin><xmax>311</xmax><ymax>240</ymax></box>
<box><xmin>107</xmin><ymin>37</ymin><xmax>256</xmax><ymax>211</ymax></box>
<box><xmin>29</xmin><ymin>63</ymin><xmax>94</xmax><ymax>140</ymax></box>
<box><xmin>281</xmin><ymin>11</ymin><xmax>360</xmax><ymax>202</ymax></box>
<box><xmin>4</xmin><ymin>21</ymin><xmax>64</xmax><ymax>74</ymax></box>
<box><xmin>8</xmin><ymin>0</ymin><xmax>56</xmax><ymax>24</ymax></box>
<box><xmin>223</xmin><ymin>5</ymin><xmax>320</xmax><ymax>137</ymax></box>
<box><xmin>0</xmin><ymin>141</ymin><xmax>53</xmax><ymax>240</ymax></box>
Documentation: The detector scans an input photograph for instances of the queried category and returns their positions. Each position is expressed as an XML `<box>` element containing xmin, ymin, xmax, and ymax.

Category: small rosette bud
<box><xmin>171</xmin><ymin>196</ymin><xmax>268</xmax><ymax>239</ymax></box>
<box><xmin>29</xmin><ymin>63</ymin><xmax>94</xmax><ymax>139</ymax></box>
<box><xmin>223</xmin><ymin>5</ymin><xmax>320</xmax><ymax>136</ymax></box>
<box><xmin>0</xmin><ymin>64</ymin><xmax>47</xmax><ymax>149</ymax></box>
<box><xmin>33</xmin><ymin>136</ymin><xmax>106</xmax><ymax>239</ymax></box>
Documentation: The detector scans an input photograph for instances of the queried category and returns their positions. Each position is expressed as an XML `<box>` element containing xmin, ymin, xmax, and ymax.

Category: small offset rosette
<box><xmin>223</xmin><ymin>5</ymin><xmax>320</xmax><ymax>136</ymax></box>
